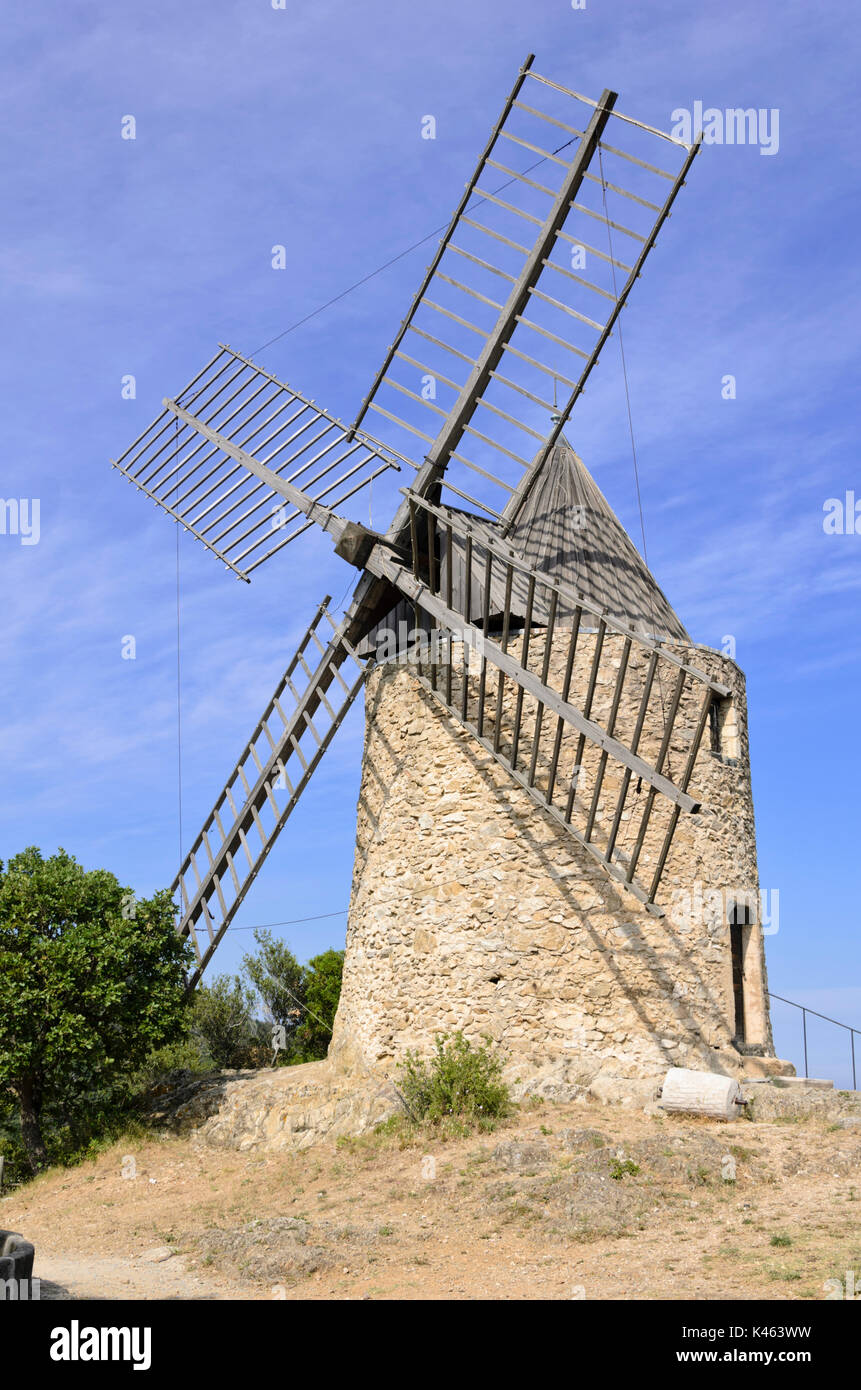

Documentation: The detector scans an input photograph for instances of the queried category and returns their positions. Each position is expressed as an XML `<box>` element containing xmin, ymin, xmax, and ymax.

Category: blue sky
<box><xmin>1</xmin><ymin>0</ymin><xmax>858</xmax><ymax>1082</ymax></box>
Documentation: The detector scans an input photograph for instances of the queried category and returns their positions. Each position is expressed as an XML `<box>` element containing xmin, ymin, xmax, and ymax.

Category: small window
<box><xmin>727</xmin><ymin>899</ymin><xmax>752</xmax><ymax>1044</ymax></box>
<box><xmin>709</xmin><ymin>700</ymin><xmax>721</xmax><ymax>755</ymax></box>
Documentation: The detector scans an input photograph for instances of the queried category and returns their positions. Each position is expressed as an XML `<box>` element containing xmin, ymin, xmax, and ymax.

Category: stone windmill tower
<box><xmin>113</xmin><ymin>58</ymin><xmax>791</xmax><ymax>1094</ymax></box>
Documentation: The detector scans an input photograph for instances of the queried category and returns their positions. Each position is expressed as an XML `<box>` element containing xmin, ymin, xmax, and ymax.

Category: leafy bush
<box><xmin>609</xmin><ymin>1158</ymin><xmax>640</xmax><ymax>1180</ymax></box>
<box><xmin>397</xmin><ymin>1032</ymin><xmax>510</xmax><ymax>1123</ymax></box>
<box><xmin>190</xmin><ymin>975</ymin><xmax>262</xmax><ymax>1070</ymax></box>
<box><xmin>294</xmin><ymin>949</ymin><xmax>344</xmax><ymax>1061</ymax></box>
<box><xmin>240</xmin><ymin>933</ymin><xmax>344</xmax><ymax>1064</ymax></box>
<box><xmin>130</xmin><ymin>1037</ymin><xmax>211</xmax><ymax>1086</ymax></box>
<box><xmin>241</xmin><ymin>929</ymin><xmax>306</xmax><ymax>1056</ymax></box>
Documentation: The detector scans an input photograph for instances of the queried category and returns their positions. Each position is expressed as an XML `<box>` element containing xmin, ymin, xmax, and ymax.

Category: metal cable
<box><xmin>174</xmin><ymin>417</ymin><xmax>184</xmax><ymax>869</ymax></box>
<box><xmin>597</xmin><ymin>145</ymin><xmax>674</xmax><ymax>789</ymax></box>
<box><xmin>250</xmin><ymin>138</ymin><xmax>579</xmax><ymax>358</ymax></box>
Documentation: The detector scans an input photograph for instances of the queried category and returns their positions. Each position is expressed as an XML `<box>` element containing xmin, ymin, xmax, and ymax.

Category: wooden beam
<box><xmin>584</xmin><ymin>637</ymin><xmax>631</xmax><ymax>841</ymax></box>
<box><xmin>528</xmin><ymin>589</ymin><xmax>558</xmax><ymax>788</ymax></box>
<box><xmin>501</xmin><ymin>134</ymin><xmax>703</xmax><ymax>533</ymax></box>
<box><xmin>365</xmin><ymin>546</ymin><xmax>700</xmax><ymax>812</ymax></box>
<box><xmin>625</xmin><ymin>667</ymin><xmax>687</xmax><ymax>881</ymax></box>
<box><xmin>380</xmin><ymin>87</ymin><xmax>618</xmax><ymax>545</ymax></box>
<box><xmin>410</xmin><ymin>666</ymin><xmax>665</xmax><ymax>918</ymax></box>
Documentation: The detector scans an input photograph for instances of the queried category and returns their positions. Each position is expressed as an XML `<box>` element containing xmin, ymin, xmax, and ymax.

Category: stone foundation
<box><xmin>329</xmin><ymin>632</ymin><xmax>788</xmax><ymax>1089</ymax></box>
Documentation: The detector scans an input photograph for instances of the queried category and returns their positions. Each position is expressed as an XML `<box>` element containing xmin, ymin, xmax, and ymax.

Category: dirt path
<box><xmin>25</xmin><ymin>1252</ymin><xmax>254</xmax><ymax>1301</ymax></box>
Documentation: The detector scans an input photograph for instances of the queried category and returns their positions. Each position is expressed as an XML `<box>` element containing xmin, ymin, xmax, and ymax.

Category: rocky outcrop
<box><xmin>162</xmin><ymin>1061</ymin><xmax>403</xmax><ymax>1153</ymax></box>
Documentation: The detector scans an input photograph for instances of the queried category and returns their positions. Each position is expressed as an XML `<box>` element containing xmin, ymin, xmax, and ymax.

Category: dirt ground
<box><xmin>4</xmin><ymin>1097</ymin><xmax>860</xmax><ymax>1301</ymax></box>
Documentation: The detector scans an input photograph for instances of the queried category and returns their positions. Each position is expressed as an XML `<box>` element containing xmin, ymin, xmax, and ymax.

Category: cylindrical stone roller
<box><xmin>659</xmin><ymin>1067</ymin><xmax>742</xmax><ymax>1120</ymax></box>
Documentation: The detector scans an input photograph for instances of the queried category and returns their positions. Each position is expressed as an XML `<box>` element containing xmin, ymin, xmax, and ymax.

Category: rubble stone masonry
<box><xmin>329</xmin><ymin>630</ymin><xmax>785</xmax><ymax>1091</ymax></box>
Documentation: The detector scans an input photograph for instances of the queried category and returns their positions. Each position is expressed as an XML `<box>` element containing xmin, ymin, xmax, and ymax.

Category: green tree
<box><xmin>0</xmin><ymin>847</ymin><xmax>191</xmax><ymax>1173</ymax></box>
<box><xmin>295</xmin><ymin>949</ymin><xmax>344</xmax><ymax>1060</ymax></box>
<box><xmin>241</xmin><ymin>929</ymin><xmax>305</xmax><ymax>1059</ymax></box>
<box><xmin>190</xmin><ymin>975</ymin><xmax>260</xmax><ymax>1070</ymax></box>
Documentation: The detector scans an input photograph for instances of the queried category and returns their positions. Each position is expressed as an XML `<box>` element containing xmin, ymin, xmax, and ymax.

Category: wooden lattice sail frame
<box><xmin>111</xmin><ymin>56</ymin><xmax>707</xmax><ymax>985</ymax></box>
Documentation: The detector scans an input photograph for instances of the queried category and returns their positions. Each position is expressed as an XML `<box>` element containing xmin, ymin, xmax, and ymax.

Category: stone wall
<box><xmin>329</xmin><ymin>630</ymin><xmax>784</xmax><ymax>1090</ymax></box>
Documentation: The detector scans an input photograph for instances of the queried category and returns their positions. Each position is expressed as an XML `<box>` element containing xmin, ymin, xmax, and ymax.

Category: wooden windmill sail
<box><xmin>112</xmin><ymin>57</ymin><xmax>722</xmax><ymax>992</ymax></box>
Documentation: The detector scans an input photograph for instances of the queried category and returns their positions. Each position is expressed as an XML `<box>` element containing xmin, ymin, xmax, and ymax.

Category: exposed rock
<box><xmin>195</xmin><ymin>1217</ymin><xmax>329</xmax><ymax>1284</ymax></box>
<box><xmin>630</xmin><ymin>1133</ymin><xmax>731</xmax><ymax>1184</ymax></box>
<box><xmin>486</xmin><ymin>1166</ymin><xmax>648</xmax><ymax>1241</ymax></box>
<box><xmin>189</xmin><ymin>1060</ymin><xmax>403</xmax><ymax>1153</ymax></box>
<box><xmin>588</xmin><ymin>1075</ymin><xmax>661</xmax><ymax>1109</ymax></box>
<box><xmin>560</xmin><ymin>1128</ymin><xmax>610</xmax><ymax>1152</ymax></box>
<box><xmin>742</xmin><ymin>1082</ymin><xmax>861</xmax><ymax>1124</ymax></box>
<box><xmin>492</xmin><ymin>1140</ymin><xmax>551</xmax><ymax>1171</ymax></box>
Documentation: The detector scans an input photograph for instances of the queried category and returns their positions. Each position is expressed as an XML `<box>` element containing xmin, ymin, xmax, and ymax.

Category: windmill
<box><xmin>113</xmin><ymin>57</ymin><xmax>789</xmax><ymax>1082</ymax></box>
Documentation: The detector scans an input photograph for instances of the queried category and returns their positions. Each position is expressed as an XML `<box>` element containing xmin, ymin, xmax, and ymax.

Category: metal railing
<box><xmin>769</xmin><ymin>992</ymin><xmax>859</xmax><ymax>1088</ymax></box>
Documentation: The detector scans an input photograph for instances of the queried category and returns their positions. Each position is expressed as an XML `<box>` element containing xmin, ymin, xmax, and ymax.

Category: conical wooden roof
<box><xmin>359</xmin><ymin>440</ymin><xmax>688</xmax><ymax>651</ymax></box>
<box><xmin>504</xmin><ymin>437</ymin><xmax>688</xmax><ymax>641</ymax></box>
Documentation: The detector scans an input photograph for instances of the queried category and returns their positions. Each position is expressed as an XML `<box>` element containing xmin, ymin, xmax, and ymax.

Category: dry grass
<box><xmin>4</xmin><ymin>1097</ymin><xmax>861</xmax><ymax>1300</ymax></box>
